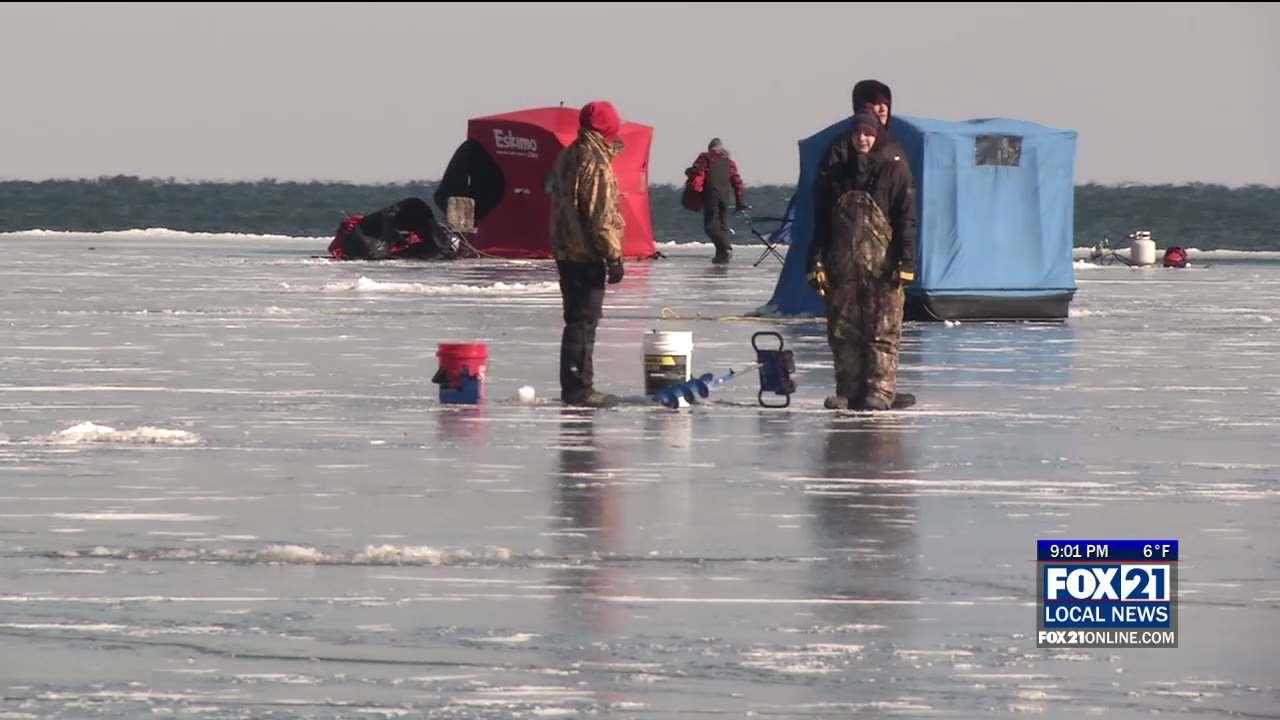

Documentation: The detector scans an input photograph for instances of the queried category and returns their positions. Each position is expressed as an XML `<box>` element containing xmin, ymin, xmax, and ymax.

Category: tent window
<box><xmin>975</xmin><ymin>135</ymin><xmax>1022</xmax><ymax>166</ymax></box>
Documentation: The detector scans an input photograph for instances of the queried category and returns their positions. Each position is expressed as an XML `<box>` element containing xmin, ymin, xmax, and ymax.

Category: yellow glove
<box><xmin>806</xmin><ymin>261</ymin><xmax>829</xmax><ymax>297</ymax></box>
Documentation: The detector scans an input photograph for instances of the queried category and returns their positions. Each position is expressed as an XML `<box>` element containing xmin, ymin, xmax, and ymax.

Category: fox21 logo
<box><xmin>1036</xmin><ymin>540</ymin><xmax>1178</xmax><ymax>648</ymax></box>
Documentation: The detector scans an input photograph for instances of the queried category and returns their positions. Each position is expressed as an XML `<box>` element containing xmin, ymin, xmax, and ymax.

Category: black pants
<box><xmin>556</xmin><ymin>259</ymin><xmax>606</xmax><ymax>402</ymax></box>
<box><xmin>702</xmin><ymin>193</ymin><xmax>731</xmax><ymax>254</ymax></box>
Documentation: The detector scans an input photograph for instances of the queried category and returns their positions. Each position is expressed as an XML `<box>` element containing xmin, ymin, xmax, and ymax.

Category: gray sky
<box><xmin>1</xmin><ymin>2</ymin><xmax>1276</xmax><ymax>186</ymax></box>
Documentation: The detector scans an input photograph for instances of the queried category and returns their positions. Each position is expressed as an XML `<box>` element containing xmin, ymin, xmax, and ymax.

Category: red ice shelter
<box><xmin>434</xmin><ymin>107</ymin><xmax>655</xmax><ymax>259</ymax></box>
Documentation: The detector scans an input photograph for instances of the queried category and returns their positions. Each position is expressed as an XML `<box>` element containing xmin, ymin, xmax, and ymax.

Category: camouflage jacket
<box><xmin>548</xmin><ymin>129</ymin><xmax>624</xmax><ymax>263</ymax></box>
<box><xmin>810</xmin><ymin>134</ymin><xmax>917</xmax><ymax>274</ymax></box>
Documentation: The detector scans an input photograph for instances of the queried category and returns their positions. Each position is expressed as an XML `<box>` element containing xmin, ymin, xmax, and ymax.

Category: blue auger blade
<box><xmin>680</xmin><ymin>384</ymin><xmax>698</xmax><ymax>404</ymax></box>
<box><xmin>655</xmin><ymin>388</ymin><xmax>680</xmax><ymax>408</ymax></box>
<box><xmin>691</xmin><ymin>378</ymin><xmax>711</xmax><ymax>398</ymax></box>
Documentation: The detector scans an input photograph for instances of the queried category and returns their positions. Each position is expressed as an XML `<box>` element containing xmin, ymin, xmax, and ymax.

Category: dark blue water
<box><xmin>2</xmin><ymin>177</ymin><xmax>1277</xmax><ymax>250</ymax></box>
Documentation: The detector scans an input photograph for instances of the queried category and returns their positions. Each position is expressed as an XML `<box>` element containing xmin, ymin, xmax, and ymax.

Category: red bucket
<box><xmin>435</xmin><ymin>343</ymin><xmax>488</xmax><ymax>403</ymax></box>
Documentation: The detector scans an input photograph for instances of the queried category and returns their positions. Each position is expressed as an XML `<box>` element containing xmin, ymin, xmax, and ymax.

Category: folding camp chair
<box><xmin>741</xmin><ymin>212</ymin><xmax>787</xmax><ymax>266</ymax></box>
<box><xmin>737</xmin><ymin>196</ymin><xmax>795</xmax><ymax>267</ymax></box>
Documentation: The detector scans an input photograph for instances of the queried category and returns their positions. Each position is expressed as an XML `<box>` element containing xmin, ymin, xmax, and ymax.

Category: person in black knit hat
<box><xmin>808</xmin><ymin>98</ymin><xmax>918</xmax><ymax>411</ymax></box>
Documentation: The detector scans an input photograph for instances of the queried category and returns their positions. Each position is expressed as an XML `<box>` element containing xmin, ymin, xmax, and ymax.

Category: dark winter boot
<box><xmin>564</xmin><ymin>389</ymin><xmax>620</xmax><ymax>408</ymax></box>
<box><xmin>855</xmin><ymin>394</ymin><xmax>893</xmax><ymax>411</ymax></box>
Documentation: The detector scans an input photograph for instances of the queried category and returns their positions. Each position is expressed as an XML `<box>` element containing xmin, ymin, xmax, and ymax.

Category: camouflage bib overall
<box><xmin>824</xmin><ymin>190</ymin><xmax>905</xmax><ymax>406</ymax></box>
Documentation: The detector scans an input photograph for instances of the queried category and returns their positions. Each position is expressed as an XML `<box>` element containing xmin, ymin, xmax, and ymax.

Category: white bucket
<box><xmin>1130</xmin><ymin>231</ymin><xmax>1157</xmax><ymax>266</ymax></box>
<box><xmin>642</xmin><ymin>331</ymin><xmax>693</xmax><ymax>396</ymax></box>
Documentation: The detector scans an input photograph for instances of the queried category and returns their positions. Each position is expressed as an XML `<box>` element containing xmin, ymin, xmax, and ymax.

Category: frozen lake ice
<box><xmin>0</xmin><ymin>231</ymin><xmax>1277</xmax><ymax>718</ymax></box>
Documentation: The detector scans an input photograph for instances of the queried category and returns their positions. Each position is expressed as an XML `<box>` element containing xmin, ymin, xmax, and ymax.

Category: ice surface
<box><xmin>0</xmin><ymin>233</ymin><xmax>1276</xmax><ymax>718</ymax></box>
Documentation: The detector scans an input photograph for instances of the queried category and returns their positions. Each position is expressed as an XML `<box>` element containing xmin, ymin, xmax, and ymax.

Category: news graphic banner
<box><xmin>1037</xmin><ymin>540</ymin><xmax>1178</xmax><ymax>648</ymax></box>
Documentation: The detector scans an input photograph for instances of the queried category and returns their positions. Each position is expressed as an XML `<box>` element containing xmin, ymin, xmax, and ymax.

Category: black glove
<box><xmin>606</xmin><ymin>259</ymin><xmax>624</xmax><ymax>284</ymax></box>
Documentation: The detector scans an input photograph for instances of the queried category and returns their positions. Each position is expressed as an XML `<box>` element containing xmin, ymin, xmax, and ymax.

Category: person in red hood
<box><xmin>547</xmin><ymin>101</ymin><xmax>627</xmax><ymax>408</ymax></box>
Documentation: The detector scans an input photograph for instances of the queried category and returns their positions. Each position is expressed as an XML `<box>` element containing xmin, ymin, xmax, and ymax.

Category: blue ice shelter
<box><xmin>761</xmin><ymin>115</ymin><xmax>1078</xmax><ymax>320</ymax></box>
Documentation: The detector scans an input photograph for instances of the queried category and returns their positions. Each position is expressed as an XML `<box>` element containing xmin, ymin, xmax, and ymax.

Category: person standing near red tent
<box><xmin>684</xmin><ymin>138</ymin><xmax>749</xmax><ymax>264</ymax></box>
<box><xmin>808</xmin><ymin>110</ymin><xmax>917</xmax><ymax>411</ymax></box>
<box><xmin>547</xmin><ymin>101</ymin><xmax>627</xmax><ymax>408</ymax></box>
